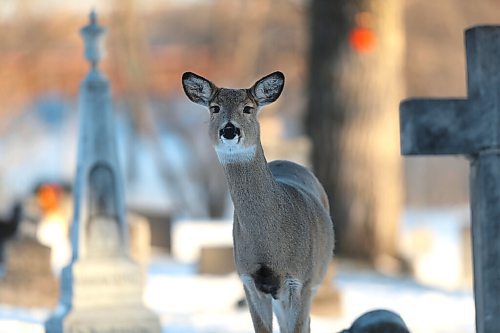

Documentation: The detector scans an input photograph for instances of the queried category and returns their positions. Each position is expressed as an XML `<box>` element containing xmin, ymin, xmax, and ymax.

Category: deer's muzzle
<box><xmin>220</xmin><ymin>122</ymin><xmax>241</xmax><ymax>140</ymax></box>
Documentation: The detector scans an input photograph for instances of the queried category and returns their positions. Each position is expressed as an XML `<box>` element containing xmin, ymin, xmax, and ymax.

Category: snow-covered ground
<box><xmin>0</xmin><ymin>254</ymin><xmax>474</xmax><ymax>333</ymax></box>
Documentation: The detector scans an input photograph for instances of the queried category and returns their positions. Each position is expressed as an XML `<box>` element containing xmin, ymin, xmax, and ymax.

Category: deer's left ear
<box><xmin>250</xmin><ymin>71</ymin><xmax>285</xmax><ymax>106</ymax></box>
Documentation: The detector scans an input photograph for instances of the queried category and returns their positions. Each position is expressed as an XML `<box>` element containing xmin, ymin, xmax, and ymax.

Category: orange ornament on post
<box><xmin>349</xmin><ymin>11</ymin><xmax>377</xmax><ymax>53</ymax></box>
<box><xmin>349</xmin><ymin>27</ymin><xmax>377</xmax><ymax>53</ymax></box>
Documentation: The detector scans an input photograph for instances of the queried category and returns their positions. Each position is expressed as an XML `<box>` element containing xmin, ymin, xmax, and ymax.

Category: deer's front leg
<box><xmin>242</xmin><ymin>275</ymin><xmax>273</xmax><ymax>333</ymax></box>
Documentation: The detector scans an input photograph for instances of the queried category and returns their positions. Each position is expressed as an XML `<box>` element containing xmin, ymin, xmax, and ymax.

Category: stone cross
<box><xmin>400</xmin><ymin>26</ymin><xmax>500</xmax><ymax>333</ymax></box>
<box><xmin>45</xmin><ymin>12</ymin><xmax>160</xmax><ymax>332</ymax></box>
<box><xmin>81</xmin><ymin>10</ymin><xmax>105</xmax><ymax>69</ymax></box>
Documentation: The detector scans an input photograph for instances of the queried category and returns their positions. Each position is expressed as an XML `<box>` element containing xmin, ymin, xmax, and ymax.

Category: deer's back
<box><xmin>268</xmin><ymin>160</ymin><xmax>329</xmax><ymax>211</ymax></box>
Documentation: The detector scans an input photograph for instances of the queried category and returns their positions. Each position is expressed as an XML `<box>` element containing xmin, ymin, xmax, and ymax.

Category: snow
<box><xmin>400</xmin><ymin>208</ymin><xmax>471</xmax><ymax>289</ymax></box>
<box><xmin>0</xmin><ymin>202</ymin><xmax>475</xmax><ymax>332</ymax></box>
<box><xmin>171</xmin><ymin>219</ymin><xmax>233</xmax><ymax>262</ymax></box>
<box><xmin>0</xmin><ymin>254</ymin><xmax>474</xmax><ymax>333</ymax></box>
<box><xmin>0</xmin><ymin>305</ymin><xmax>46</xmax><ymax>333</ymax></box>
<box><xmin>336</xmin><ymin>272</ymin><xmax>474</xmax><ymax>333</ymax></box>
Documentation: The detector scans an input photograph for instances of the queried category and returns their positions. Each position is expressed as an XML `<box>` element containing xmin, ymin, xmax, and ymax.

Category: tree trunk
<box><xmin>306</xmin><ymin>0</ymin><xmax>404</xmax><ymax>262</ymax></box>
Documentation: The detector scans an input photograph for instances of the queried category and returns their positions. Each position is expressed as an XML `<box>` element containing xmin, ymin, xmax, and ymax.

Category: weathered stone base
<box><xmin>45</xmin><ymin>258</ymin><xmax>161</xmax><ymax>333</ymax></box>
<box><xmin>45</xmin><ymin>304</ymin><xmax>161</xmax><ymax>333</ymax></box>
<box><xmin>59</xmin><ymin>258</ymin><xmax>146</xmax><ymax>308</ymax></box>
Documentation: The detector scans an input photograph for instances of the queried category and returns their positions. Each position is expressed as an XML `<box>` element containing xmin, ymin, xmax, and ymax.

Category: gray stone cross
<box><xmin>400</xmin><ymin>26</ymin><xmax>500</xmax><ymax>333</ymax></box>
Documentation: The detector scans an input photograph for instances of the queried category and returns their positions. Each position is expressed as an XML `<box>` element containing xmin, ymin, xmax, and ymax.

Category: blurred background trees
<box><xmin>306</xmin><ymin>0</ymin><xmax>404</xmax><ymax>263</ymax></box>
<box><xmin>0</xmin><ymin>0</ymin><xmax>498</xmax><ymax>262</ymax></box>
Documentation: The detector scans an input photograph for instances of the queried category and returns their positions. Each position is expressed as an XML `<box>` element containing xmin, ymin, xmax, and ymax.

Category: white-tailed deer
<box><xmin>182</xmin><ymin>71</ymin><xmax>334</xmax><ymax>333</ymax></box>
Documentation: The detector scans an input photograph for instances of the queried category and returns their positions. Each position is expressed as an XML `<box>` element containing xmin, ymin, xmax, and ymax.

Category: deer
<box><xmin>181</xmin><ymin>71</ymin><xmax>334</xmax><ymax>333</ymax></box>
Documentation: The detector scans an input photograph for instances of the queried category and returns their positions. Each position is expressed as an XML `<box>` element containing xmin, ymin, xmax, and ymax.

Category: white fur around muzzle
<box><xmin>215</xmin><ymin>140</ymin><xmax>256</xmax><ymax>164</ymax></box>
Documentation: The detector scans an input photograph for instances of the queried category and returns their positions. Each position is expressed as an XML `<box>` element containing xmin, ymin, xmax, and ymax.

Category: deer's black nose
<box><xmin>220</xmin><ymin>122</ymin><xmax>241</xmax><ymax>140</ymax></box>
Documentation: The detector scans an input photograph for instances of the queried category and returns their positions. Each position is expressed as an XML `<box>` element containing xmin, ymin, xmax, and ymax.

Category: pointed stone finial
<box><xmin>80</xmin><ymin>10</ymin><xmax>106</xmax><ymax>68</ymax></box>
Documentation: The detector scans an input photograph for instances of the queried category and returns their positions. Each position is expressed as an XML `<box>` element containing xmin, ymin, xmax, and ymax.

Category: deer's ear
<box><xmin>250</xmin><ymin>71</ymin><xmax>285</xmax><ymax>106</ymax></box>
<box><xmin>182</xmin><ymin>72</ymin><xmax>216</xmax><ymax>106</ymax></box>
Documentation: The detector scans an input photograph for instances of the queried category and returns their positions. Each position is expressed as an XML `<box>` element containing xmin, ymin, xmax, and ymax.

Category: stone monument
<box><xmin>45</xmin><ymin>11</ymin><xmax>161</xmax><ymax>333</ymax></box>
<box><xmin>400</xmin><ymin>26</ymin><xmax>500</xmax><ymax>333</ymax></box>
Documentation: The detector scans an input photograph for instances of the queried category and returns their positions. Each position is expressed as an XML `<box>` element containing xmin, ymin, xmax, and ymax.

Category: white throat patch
<box><xmin>215</xmin><ymin>142</ymin><xmax>256</xmax><ymax>164</ymax></box>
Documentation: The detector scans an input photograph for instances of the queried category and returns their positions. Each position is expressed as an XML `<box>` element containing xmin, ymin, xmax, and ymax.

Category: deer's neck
<box><xmin>218</xmin><ymin>143</ymin><xmax>279</xmax><ymax>214</ymax></box>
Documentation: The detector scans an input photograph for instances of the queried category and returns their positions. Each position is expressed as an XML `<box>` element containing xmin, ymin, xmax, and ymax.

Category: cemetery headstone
<box><xmin>45</xmin><ymin>12</ymin><xmax>160</xmax><ymax>333</ymax></box>
<box><xmin>400</xmin><ymin>26</ymin><xmax>500</xmax><ymax>333</ymax></box>
<box><xmin>128</xmin><ymin>212</ymin><xmax>152</xmax><ymax>267</ymax></box>
<box><xmin>131</xmin><ymin>207</ymin><xmax>171</xmax><ymax>252</ymax></box>
<box><xmin>198</xmin><ymin>245</ymin><xmax>235</xmax><ymax>275</ymax></box>
<box><xmin>0</xmin><ymin>237</ymin><xmax>58</xmax><ymax>307</ymax></box>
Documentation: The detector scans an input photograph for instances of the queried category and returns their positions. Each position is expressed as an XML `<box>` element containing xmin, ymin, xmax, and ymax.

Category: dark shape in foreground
<box><xmin>340</xmin><ymin>309</ymin><xmax>410</xmax><ymax>333</ymax></box>
<box><xmin>0</xmin><ymin>202</ymin><xmax>22</xmax><ymax>261</ymax></box>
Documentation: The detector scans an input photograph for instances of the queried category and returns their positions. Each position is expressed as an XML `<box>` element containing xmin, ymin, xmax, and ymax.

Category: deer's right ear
<box><xmin>182</xmin><ymin>72</ymin><xmax>216</xmax><ymax>107</ymax></box>
<box><xmin>250</xmin><ymin>71</ymin><xmax>285</xmax><ymax>106</ymax></box>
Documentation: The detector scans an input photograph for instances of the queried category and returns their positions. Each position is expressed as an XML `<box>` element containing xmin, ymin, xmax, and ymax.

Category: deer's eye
<box><xmin>243</xmin><ymin>106</ymin><xmax>253</xmax><ymax>114</ymax></box>
<box><xmin>210</xmin><ymin>105</ymin><xmax>220</xmax><ymax>113</ymax></box>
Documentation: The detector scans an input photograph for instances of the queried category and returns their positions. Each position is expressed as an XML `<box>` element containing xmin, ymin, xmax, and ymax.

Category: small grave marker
<box><xmin>0</xmin><ymin>237</ymin><xmax>58</xmax><ymax>307</ymax></box>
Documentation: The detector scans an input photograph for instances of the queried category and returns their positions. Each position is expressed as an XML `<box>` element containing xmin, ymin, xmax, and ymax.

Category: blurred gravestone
<box><xmin>173</xmin><ymin>220</ymin><xmax>235</xmax><ymax>275</ymax></box>
<box><xmin>131</xmin><ymin>207</ymin><xmax>172</xmax><ymax>252</ymax></box>
<box><xmin>311</xmin><ymin>262</ymin><xmax>342</xmax><ymax>317</ymax></box>
<box><xmin>45</xmin><ymin>12</ymin><xmax>160</xmax><ymax>333</ymax></box>
<box><xmin>128</xmin><ymin>212</ymin><xmax>152</xmax><ymax>267</ymax></box>
<box><xmin>400</xmin><ymin>26</ymin><xmax>500</xmax><ymax>333</ymax></box>
<box><xmin>0</xmin><ymin>237</ymin><xmax>58</xmax><ymax>307</ymax></box>
<box><xmin>198</xmin><ymin>245</ymin><xmax>234</xmax><ymax>275</ymax></box>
